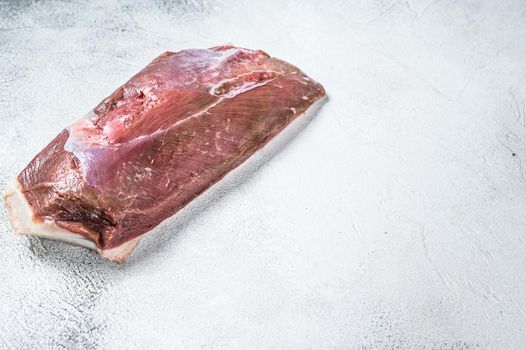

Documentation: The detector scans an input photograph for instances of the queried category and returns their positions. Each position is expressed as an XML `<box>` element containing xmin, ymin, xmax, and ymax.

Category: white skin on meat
<box><xmin>2</xmin><ymin>97</ymin><xmax>326</xmax><ymax>263</ymax></box>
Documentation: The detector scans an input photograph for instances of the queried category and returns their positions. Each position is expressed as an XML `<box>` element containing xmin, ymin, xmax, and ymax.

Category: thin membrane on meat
<box><xmin>2</xmin><ymin>45</ymin><xmax>326</xmax><ymax>262</ymax></box>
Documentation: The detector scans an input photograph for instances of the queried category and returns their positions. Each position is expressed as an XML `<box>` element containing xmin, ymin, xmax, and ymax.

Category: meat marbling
<box><xmin>2</xmin><ymin>45</ymin><xmax>326</xmax><ymax>262</ymax></box>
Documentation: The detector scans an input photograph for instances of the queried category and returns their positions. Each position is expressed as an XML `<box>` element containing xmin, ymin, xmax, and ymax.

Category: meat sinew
<box><xmin>3</xmin><ymin>45</ymin><xmax>326</xmax><ymax>262</ymax></box>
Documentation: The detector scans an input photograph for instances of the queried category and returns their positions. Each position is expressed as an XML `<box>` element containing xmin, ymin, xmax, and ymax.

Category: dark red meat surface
<box><xmin>17</xmin><ymin>45</ymin><xmax>326</xmax><ymax>251</ymax></box>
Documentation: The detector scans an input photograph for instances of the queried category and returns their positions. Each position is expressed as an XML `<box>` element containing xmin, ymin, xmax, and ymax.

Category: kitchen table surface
<box><xmin>1</xmin><ymin>0</ymin><xmax>525</xmax><ymax>349</ymax></box>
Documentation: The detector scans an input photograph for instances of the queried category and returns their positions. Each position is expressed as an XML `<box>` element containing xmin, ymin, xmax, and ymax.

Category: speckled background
<box><xmin>1</xmin><ymin>0</ymin><xmax>526</xmax><ymax>349</ymax></box>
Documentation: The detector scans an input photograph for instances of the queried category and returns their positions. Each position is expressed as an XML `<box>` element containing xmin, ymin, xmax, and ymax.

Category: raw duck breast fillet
<box><xmin>3</xmin><ymin>45</ymin><xmax>326</xmax><ymax>262</ymax></box>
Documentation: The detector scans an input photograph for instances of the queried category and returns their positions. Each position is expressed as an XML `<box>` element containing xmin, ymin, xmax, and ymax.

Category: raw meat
<box><xmin>2</xmin><ymin>45</ymin><xmax>326</xmax><ymax>262</ymax></box>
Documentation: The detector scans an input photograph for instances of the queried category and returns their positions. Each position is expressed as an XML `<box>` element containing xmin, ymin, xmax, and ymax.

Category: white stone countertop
<box><xmin>1</xmin><ymin>0</ymin><xmax>525</xmax><ymax>348</ymax></box>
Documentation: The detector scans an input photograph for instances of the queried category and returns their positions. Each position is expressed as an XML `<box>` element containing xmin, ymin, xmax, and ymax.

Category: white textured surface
<box><xmin>1</xmin><ymin>0</ymin><xmax>526</xmax><ymax>349</ymax></box>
